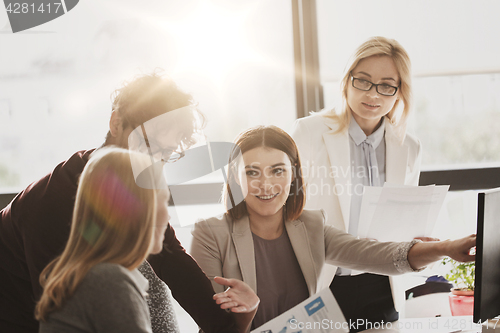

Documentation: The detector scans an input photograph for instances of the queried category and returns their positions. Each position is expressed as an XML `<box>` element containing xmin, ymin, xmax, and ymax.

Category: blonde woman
<box><xmin>291</xmin><ymin>37</ymin><xmax>421</xmax><ymax>329</ymax></box>
<box><xmin>36</xmin><ymin>148</ymin><xmax>258</xmax><ymax>333</ymax></box>
<box><xmin>190</xmin><ymin>126</ymin><xmax>475</xmax><ymax>331</ymax></box>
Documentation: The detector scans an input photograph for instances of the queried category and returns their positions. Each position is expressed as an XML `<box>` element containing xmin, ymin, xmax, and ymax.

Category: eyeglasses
<box><xmin>350</xmin><ymin>75</ymin><xmax>399</xmax><ymax>96</ymax></box>
<box><xmin>140</xmin><ymin>124</ymin><xmax>185</xmax><ymax>163</ymax></box>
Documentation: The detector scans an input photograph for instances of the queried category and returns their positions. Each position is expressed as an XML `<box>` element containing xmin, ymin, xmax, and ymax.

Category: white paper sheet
<box><xmin>251</xmin><ymin>288</ymin><xmax>348</xmax><ymax>333</ymax></box>
<box><xmin>357</xmin><ymin>184</ymin><xmax>448</xmax><ymax>242</ymax></box>
<box><xmin>352</xmin><ymin>184</ymin><xmax>448</xmax><ymax>276</ymax></box>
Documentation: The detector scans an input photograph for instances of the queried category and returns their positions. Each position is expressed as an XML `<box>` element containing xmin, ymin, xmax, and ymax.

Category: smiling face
<box><xmin>150</xmin><ymin>188</ymin><xmax>170</xmax><ymax>254</ymax></box>
<box><xmin>347</xmin><ymin>55</ymin><xmax>400</xmax><ymax>133</ymax></box>
<box><xmin>238</xmin><ymin>147</ymin><xmax>293</xmax><ymax>222</ymax></box>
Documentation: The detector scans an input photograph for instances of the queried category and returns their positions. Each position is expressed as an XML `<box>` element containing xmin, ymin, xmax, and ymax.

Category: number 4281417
<box><xmin>6</xmin><ymin>3</ymin><xmax>62</xmax><ymax>14</ymax></box>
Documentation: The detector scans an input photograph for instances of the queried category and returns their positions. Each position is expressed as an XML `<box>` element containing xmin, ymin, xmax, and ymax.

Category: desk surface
<box><xmin>360</xmin><ymin>316</ymin><xmax>499</xmax><ymax>333</ymax></box>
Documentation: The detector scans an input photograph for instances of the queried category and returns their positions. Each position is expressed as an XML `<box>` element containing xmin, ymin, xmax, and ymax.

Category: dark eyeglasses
<box><xmin>350</xmin><ymin>75</ymin><xmax>399</xmax><ymax>96</ymax></box>
<box><xmin>140</xmin><ymin>124</ymin><xmax>185</xmax><ymax>163</ymax></box>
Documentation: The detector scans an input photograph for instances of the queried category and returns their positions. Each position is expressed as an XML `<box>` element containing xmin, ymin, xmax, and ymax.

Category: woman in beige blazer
<box><xmin>291</xmin><ymin>37</ymin><xmax>421</xmax><ymax>328</ymax></box>
<box><xmin>190</xmin><ymin>126</ymin><xmax>474</xmax><ymax>332</ymax></box>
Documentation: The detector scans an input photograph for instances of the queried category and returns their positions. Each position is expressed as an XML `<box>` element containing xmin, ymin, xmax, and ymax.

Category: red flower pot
<box><xmin>449</xmin><ymin>290</ymin><xmax>474</xmax><ymax>316</ymax></box>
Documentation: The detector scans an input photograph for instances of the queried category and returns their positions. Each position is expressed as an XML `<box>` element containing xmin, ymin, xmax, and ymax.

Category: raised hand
<box><xmin>213</xmin><ymin>276</ymin><xmax>259</xmax><ymax>313</ymax></box>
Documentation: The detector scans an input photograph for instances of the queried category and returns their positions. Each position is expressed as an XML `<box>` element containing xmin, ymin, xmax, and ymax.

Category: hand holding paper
<box><xmin>357</xmin><ymin>184</ymin><xmax>449</xmax><ymax>242</ymax></box>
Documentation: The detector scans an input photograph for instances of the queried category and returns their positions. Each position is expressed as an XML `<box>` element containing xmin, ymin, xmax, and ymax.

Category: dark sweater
<box><xmin>0</xmin><ymin>149</ymin><xmax>237</xmax><ymax>333</ymax></box>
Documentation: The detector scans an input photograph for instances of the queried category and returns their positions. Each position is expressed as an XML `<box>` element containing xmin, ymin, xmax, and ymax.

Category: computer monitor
<box><xmin>474</xmin><ymin>187</ymin><xmax>500</xmax><ymax>323</ymax></box>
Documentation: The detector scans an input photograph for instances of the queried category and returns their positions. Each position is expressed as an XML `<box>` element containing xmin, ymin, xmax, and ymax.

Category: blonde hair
<box><xmin>322</xmin><ymin>36</ymin><xmax>412</xmax><ymax>139</ymax></box>
<box><xmin>35</xmin><ymin>147</ymin><xmax>157</xmax><ymax>321</ymax></box>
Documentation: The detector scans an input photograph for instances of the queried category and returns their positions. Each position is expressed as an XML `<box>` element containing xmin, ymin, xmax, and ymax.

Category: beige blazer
<box><xmin>290</xmin><ymin>114</ymin><xmax>422</xmax><ymax>311</ymax></box>
<box><xmin>190</xmin><ymin>209</ymin><xmax>415</xmax><ymax>297</ymax></box>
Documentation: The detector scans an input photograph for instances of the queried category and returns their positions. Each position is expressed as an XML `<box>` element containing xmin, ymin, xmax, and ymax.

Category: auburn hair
<box><xmin>224</xmin><ymin>125</ymin><xmax>305</xmax><ymax>221</ymax></box>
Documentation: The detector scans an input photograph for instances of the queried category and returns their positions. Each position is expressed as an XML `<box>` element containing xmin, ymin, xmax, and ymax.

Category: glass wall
<box><xmin>0</xmin><ymin>0</ymin><xmax>296</xmax><ymax>192</ymax></box>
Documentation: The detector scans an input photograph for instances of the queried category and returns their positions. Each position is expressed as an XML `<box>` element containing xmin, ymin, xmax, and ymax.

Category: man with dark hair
<box><xmin>0</xmin><ymin>73</ymin><xmax>254</xmax><ymax>333</ymax></box>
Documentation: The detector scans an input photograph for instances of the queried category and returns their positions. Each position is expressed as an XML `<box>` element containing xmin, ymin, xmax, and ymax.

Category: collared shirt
<box><xmin>130</xmin><ymin>267</ymin><xmax>150</xmax><ymax>297</ymax></box>
<box><xmin>337</xmin><ymin>117</ymin><xmax>386</xmax><ymax>276</ymax></box>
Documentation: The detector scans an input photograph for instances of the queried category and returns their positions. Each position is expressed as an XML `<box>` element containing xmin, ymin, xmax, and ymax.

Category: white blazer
<box><xmin>290</xmin><ymin>113</ymin><xmax>422</xmax><ymax>311</ymax></box>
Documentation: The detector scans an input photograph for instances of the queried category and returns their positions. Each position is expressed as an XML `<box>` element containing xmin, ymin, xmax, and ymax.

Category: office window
<box><xmin>316</xmin><ymin>0</ymin><xmax>500</xmax><ymax>168</ymax></box>
<box><xmin>0</xmin><ymin>1</ymin><xmax>295</xmax><ymax>331</ymax></box>
<box><xmin>0</xmin><ymin>0</ymin><xmax>296</xmax><ymax>192</ymax></box>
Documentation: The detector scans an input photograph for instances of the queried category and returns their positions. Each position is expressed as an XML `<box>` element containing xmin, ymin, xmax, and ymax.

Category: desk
<box><xmin>360</xmin><ymin>316</ymin><xmax>499</xmax><ymax>333</ymax></box>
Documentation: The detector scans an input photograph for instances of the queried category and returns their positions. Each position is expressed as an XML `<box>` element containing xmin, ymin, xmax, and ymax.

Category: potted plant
<box><xmin>441</xmin><ymin>257</ymin><xmax>475</xmax><ymax>315</ymax></box>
